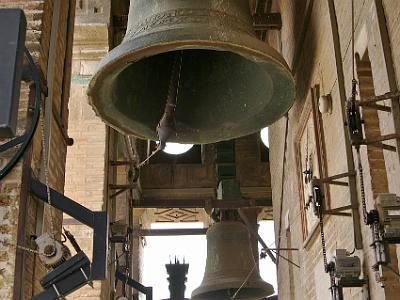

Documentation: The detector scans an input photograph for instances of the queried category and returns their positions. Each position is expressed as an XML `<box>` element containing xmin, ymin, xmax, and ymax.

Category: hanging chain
<box><xmin>350</xmin><ymin>0</ymin><xmax>369</xmax><ymax>225</ymax></box>
<box><xmin>13</xmin><ymin>84</ymin><xmax>57</xmax><ymax>258</ymax></box>
<box><xmin>17</xmin><ymin>244</ymin><xmax>42</xmax><ymax>255</ymax></box>
<box><xmin>356</xmin><ymin>148</ymin><xmax>369</xmax><ymax>224</ymax></box>
<box><xmin>40</xmin><ymin>101</ymin><xmax>58</xmax><ymax>240</ymax></box>
<box><xmin>319</xmin><ymin>214</ymin><xmax>328</xmax><ymax>271</ymax></box>
<box><xmin>16</xmin><ymin>244</ymin><xmax>52</xmax><ymax>257</ymax></box>
<box><xmin>318</xmin><ymin>209</ymin><xmax>337</xmax><ymax>294</ymax></box>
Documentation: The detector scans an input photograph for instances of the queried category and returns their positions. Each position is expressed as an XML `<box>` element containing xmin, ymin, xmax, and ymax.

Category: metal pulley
<box><xmin>88</xmin><ymin>0</ymin><xmax>295</xmax><ymax>144</ymax></box>
<box><xmin>35</xmin><ymin>233</ymin><xmax>71</xmax><ymax>269</ymax></box>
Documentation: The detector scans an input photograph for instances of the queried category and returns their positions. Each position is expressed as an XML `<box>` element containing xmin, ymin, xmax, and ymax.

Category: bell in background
<box><xmin>88</xmin><ymin>0</ymin><xmax>295</xmax><ymax>144</ymax></box>
<box><xmin>191</xmin><ymin>221</ymin><xmax>274</xmax><ymax>300</ymax></box>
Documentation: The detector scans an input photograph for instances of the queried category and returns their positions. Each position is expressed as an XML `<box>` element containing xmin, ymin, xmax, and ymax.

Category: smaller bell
<box><xmin>192</xmin><ymin>221</ymin><xmax>274</xmax><ymax>300</ymax></box>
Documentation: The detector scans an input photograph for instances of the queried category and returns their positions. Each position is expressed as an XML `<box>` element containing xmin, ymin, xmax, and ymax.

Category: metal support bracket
<box><xmin>323</xmin><ymin>205</ymin><xmax>355</xmax><ymax>217</ymax></box>
<box><xmin>115</xmin><ymin>270</ymin><xmax>153</xmax><ymax>300</ymax></box>
<box><xmin>319</xmin><ymin>172</ymin><xmax>356</xmax><ymax>186</ymax></box>
<box><xmin>30</xmin><ymin>177</ymin><xmax>108</xmax><ymax>280</ymax></box>
<box><xmin>318</xmin><ymin>171</ymin><xmax>356</xmax><ymax>187</ymax></box>
<box><xmin>359</xmin><ymin>133</ymin><xmax>400</xmax><ymax>152</ymax></box>
<box><xmin>354</xmin><ymin>91</ymin><xmax>400</xmax><ymax>152</ymax></box>
<box><xmin>314</xmin><ymin>172</ymin><xmax>358</xmax><ymax>217</ymax></box>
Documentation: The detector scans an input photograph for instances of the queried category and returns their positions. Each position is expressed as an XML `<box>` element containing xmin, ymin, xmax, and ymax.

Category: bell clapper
<box><xmin>157</xmin><ymin>51</ymin><xmax>183</xmax><ymax>147</ymax></box>
<box><xmin>138</xmin><ymin>51</ymin><xmax>184</xmax><ymax>168</ymax></box>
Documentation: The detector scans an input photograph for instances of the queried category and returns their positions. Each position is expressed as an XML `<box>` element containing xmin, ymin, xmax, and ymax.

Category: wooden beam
<box><xmin>253</xmin><ymin>12</ymin><xmax>282</xmax><ymax>30</ymax></box>
<box><xmin>292</xmin><ymin>0</ymin><xmax>314</xmax><ymax>73</ymax></box>
<box><xmin>133</xmin><ymin>197</ymin><xmax>272</xmax><ymax>209</ymax></box>
<box><xmin>135</xmin><ymin>228</ymin><xmax>208</xmax><ymax>236</ymax></box>
<box><xmin>326</xmin><ymin>0</ymin><xmax>363</xmax><ymax>249</ymax></box>
<box><xmin>109</xmin><ymin>183</ymin><xmax>137</xmax><ymax>190</ymax></box>
<box><xmin>374</xmin><ymin>0</ymin><xmax>400</xmax><ymax>167</ymax></box>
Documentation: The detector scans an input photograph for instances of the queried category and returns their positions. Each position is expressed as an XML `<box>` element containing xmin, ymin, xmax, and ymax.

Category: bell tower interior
<box><xmin>1</xmin><ymin>0</ymin><xmax>400</xmax><ymax>300</ymax></box>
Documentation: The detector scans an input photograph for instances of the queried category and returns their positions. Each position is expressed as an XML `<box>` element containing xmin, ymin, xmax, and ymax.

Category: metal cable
<box><xmin>230</xmin><ymin>262</ymin><xmax>257</xmax><ymax>300</ymax></box>
<box><xmin>137</xmin><ymin>145</ymin><xmax>162</xmax><ymax>168</ymax></box>
<box><xmin>270</xmin><ymin>249</ymin><xmax>300</xmax><ymax>269</ymax></box>
<box><xmin>230</xmin><ymin>241</ymin><xmax>258</xmax><ymax>300</ymax></box>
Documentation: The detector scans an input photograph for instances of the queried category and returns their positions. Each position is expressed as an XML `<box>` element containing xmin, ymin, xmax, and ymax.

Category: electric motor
<box><xmin>375</xmin><ymin>193</ymin><xmax>400</xmax><ymax>243</ymax></box>
<box><xmin>331</xmin><ymin>249</ymin><xmax>361</xmax><ymax>279</ymax></box>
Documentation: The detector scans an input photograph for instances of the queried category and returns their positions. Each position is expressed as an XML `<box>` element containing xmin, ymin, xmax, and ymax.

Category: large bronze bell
<box><xmin>192</xmin><ymin>221</ymin><xmax>274</xmax><ymax>300</ymax></box>
<box><xmin>88</xmin><ymin>0</ymin><xmax>295</xmax><ymax>144</ymax></box>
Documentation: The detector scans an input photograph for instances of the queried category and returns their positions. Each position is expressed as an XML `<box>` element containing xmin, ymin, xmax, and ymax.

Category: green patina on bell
<box><xmin>87</xmin><ymin>0</ymin><xmax>295</xmax><ymax>144</ymax></box>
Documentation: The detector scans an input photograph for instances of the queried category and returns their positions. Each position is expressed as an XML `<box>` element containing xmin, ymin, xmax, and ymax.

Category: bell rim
<box><xmin>87</xmin><ymin>30</ymin><xmax>296</xmax><ymax>143</ymax></box>
<box><xmin>191</xmin><ymin>280</ymin><xmax>275</xmax><ymax>299</ymax></box>
<box><xmin>88</xmin><ymin>34</ymin><xmax>294</xmax><ymax>90</ymax></box>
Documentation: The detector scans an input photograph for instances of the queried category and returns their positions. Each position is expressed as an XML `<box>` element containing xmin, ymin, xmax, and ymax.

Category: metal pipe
<box><xmin>238</xmin><ymin>209</ymin><xmax>277</xmax><ymax>264</ymax></box>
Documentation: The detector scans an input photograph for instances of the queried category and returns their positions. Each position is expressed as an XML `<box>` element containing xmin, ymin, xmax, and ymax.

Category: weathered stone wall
<box><xmin>0</xmin><ymin>0</ymin><xmax>75</xmax><ymax>299</ymax></box>
<box><xmin>271</xmin><ymin>0</ymin><xmax>400</xmax><ymax>299</ymax></box>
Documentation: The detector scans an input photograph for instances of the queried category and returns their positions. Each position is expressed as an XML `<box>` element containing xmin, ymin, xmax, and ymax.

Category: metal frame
<box><xmin>326</xmin><ymin>0</ymin><xmax>363</xmax><ymax>250</ymax></box>
<box><xmin>314</xmin><ymin>172</ymin><xmax>357</xmax><ymax>217</ymax></box>
<box><xmin>30</xmin><ymin>177</ymin><xmax>108</xmax><ymax>280</ymax></box>
<box><xmin>13</xmin><ymin>81</ymin><xmax>37</xmax><ymax>300</ymax></box>
<box><xmin>115</xmin><ymin>270</ymin><xmax>153</xmax><ymax>300</ymax></box>
<box><xmin>354</xmin><ymin>91</ymin><xmax>400</xmax><ymax>151</ymax></box>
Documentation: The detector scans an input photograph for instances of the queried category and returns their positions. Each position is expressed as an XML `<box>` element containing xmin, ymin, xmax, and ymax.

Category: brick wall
<box><xmin>63</xmin><ymin>1</ymin><xmax>109</xmax><ymax>299</ymax></box>
<box><xmin>0</xmin><ymin>0</ymin><xmax>75</xmax><ymax>299</ymax></box>
<box><xmin>271</xmin><ymin>0</ymin><xmax>400</xmax><ymax>299</ymax></box>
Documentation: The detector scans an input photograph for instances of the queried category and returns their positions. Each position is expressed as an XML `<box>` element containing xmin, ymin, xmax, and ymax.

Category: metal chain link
<box><xmin>17</xmin><ymin>244</ymin><xmax>42</xmax><ymax>255</ymax></box>
<box><xmin>356</xmin><ymin>148</ymin><xmax>368</xmax><ymax>224</ymax></box>
<box><xmin>40</xmin><ymin>103</ymin><xmax>57</xmax><ymax>238</ymax></box>
<box><xmin>318</xmin><ymin>213</ymin><xmax>336</xmax><ymax>293</ymax></box>
<box><xmin>318</xmin><ymin>215</ymin><xmax>328</xmax><ymax>271</ymax></box>
<box><xmin>16</xmin><ymin>244</ymin><xmax>52</xmax><ymax>257</ymax></box>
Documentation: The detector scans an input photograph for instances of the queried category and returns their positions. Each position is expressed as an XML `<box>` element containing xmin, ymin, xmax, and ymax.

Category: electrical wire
<box><xmin>0</xmin><ymin>48</ymin><xmax>41</xmax><ymax>180</ymax></box>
